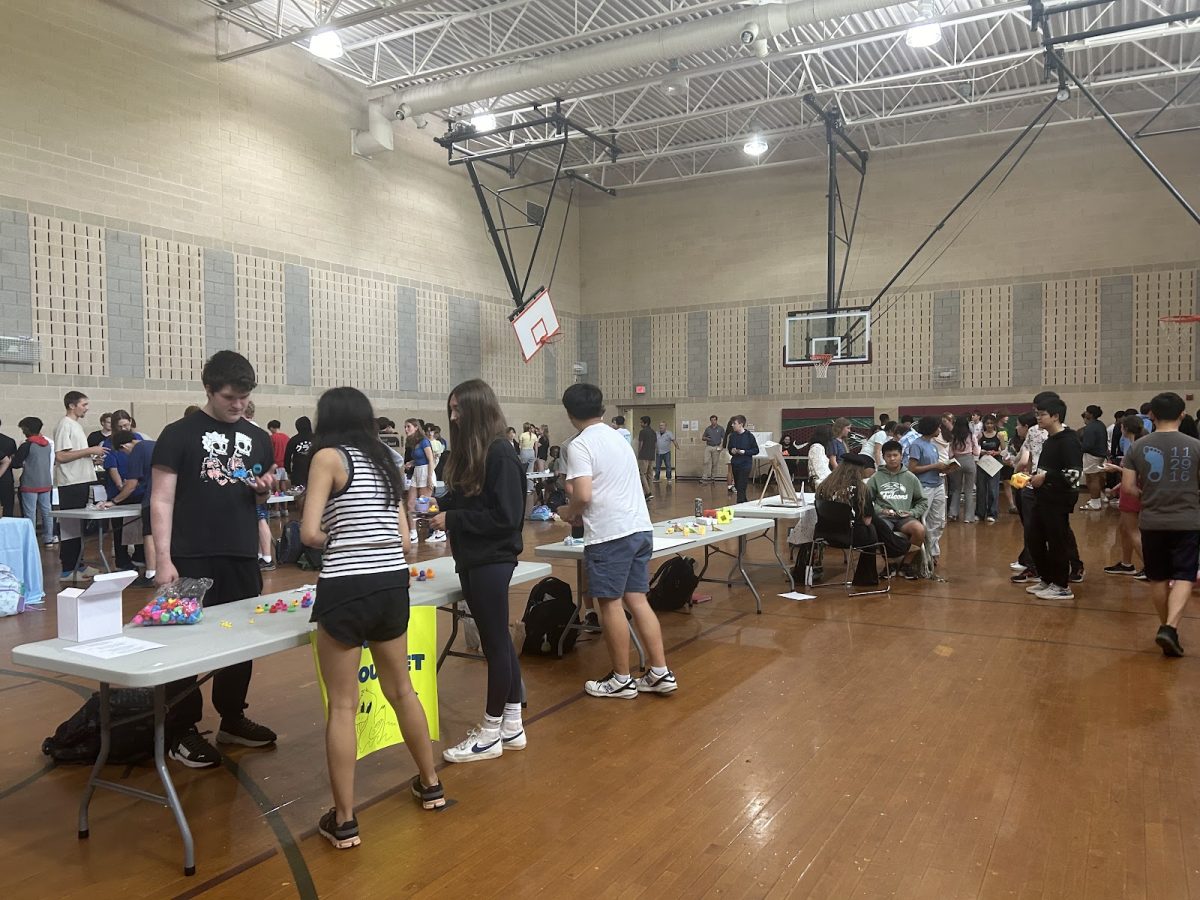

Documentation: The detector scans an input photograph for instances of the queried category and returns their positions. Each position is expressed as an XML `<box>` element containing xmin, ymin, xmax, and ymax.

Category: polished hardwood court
<box><xmin>2</xmin><ymin>482</ymin><xmax>1198</xmax><ymax>899</ymax></box>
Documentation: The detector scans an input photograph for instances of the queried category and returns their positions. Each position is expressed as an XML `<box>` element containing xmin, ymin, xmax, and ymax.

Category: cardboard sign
<box><xmin>311</xmin><ymin>606</ymin><xmax>439</xmax><ymax>759</ymax></box>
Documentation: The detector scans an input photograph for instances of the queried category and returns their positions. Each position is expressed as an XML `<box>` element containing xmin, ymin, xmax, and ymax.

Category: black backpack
<box><xmin>276</xmin><ymin>520</ymin><xmax>303</xmax><ymax>565</ymax></box>
<box><xmin>521</xmin><ymin>577</ymin><xmax>578</xmax><ymax>657</ymax></box>
<box><xmin>42</xmin><ymin>688</ymin><xmax>156</xmax><ymax>765</ymax></box>
<box><xmin>545</xmin><ymin>486</ymin><xmax>568</xmax><ymax>511</ymax></box>
<box><xmin>647</xmin><ymin>556</ymin><xmax>700</xmax><ymax>611</ymax></box>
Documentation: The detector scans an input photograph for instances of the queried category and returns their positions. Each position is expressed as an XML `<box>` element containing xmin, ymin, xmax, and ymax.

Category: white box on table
<box><xmin>57</xmin><ymin>571</ymin><xmax>138</xmax><ymax>642</ymax></box>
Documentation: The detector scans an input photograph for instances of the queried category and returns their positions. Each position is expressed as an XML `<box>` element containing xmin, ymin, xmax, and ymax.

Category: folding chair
<box><xmin>807</xmin><ymin>498</ymin><xmax>892</xmax><ymax>597</ymax></box>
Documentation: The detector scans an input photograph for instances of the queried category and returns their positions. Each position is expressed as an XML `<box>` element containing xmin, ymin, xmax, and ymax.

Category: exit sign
<box><xmin>634</xmin><ymin>384</ymin><xmax>646</xmax><ymax>394</ymax></box>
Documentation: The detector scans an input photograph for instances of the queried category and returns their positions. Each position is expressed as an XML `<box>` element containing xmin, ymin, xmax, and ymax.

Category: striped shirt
<box><xmin>319</xmin><ymin>446</ymin><xmax>406</xmax><ymax>579</ymax></box>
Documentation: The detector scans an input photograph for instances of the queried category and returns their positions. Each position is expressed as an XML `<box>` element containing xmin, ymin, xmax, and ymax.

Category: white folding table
<box><xmin>11</xmin><ymin>555</ymin><xmax>550</xmax><ymax>877</ymax></box>
<box><xmin>728</xmin><ymin>494</ymin><xmax>817</xmax><ymax>592</ymax></box>
<box><xmin>51</xmin><ymin>506</ymin><xmax>144</xmax><ymax>573</ymax></box>
<box><xmin>534</xmin><ymin>516</ymin><xmax>772</xmax><ymax>660</ymax></box>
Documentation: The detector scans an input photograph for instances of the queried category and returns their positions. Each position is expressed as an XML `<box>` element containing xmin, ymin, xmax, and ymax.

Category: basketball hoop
<box><xmin>810</xmin><ymin>353</ymin><xmax>834</xmax><ymax>378</ymax></box>
<box><xmin>1159</xmin><ymin>314</ymin><xmax>1200</xmax><ymax>353</ymax></box>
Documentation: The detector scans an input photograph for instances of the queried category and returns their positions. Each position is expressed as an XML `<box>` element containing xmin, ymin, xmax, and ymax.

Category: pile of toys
<box><xmin>410</xmin><ymin>567</ymin><xmax>436</xmax><ymax>582</ymax></box>
<box><xmin>130</xmin><ymin>577</ymin><xmax>213</xmax><ymax>626</ymax></box>
<box><xmin>257</xmin><ymin>590</ymin><xmax>314</xmax><ymax>615</ymax></box>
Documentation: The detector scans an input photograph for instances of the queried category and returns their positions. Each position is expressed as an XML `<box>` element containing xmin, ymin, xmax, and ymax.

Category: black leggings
<box><xmin>458</xmin><ymin>562</ymin><xmax>522</xmax><ymax>718</ymax></box>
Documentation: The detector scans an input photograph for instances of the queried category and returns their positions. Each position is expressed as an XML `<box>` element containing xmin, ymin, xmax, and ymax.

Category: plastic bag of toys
<box><xmin>130</xmin><ymin>577</ymin><xmax>213</xmax><ymax>626</ymax></box>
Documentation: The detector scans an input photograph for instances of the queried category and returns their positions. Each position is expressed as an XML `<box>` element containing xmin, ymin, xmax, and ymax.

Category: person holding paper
<box><xmin>975</xmin><ymin>415</ymin><xmax>1004</xmax><ymax>522</ymax></box>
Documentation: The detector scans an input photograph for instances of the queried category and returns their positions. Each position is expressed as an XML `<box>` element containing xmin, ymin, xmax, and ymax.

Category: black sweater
<box><xmin>1035</xmin><ymin>428</ymin><xmax>1083</xmax><ymax>508</ymax></box>
<box><xmin>440</xmin><ymin>437</ymin><xmax>525</xmax><ymax>572</ymax></box>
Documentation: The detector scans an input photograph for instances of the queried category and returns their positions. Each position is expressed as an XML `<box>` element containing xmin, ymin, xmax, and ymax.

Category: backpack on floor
<box><xmin>297</xmin><ymin>545</ymin><xmax>324</xmax><ymax>571</ymax></box>
<box><xmin>648</xmin><ymin>556</ymin><xmax>700</xmax><ymax>612</ymax></box>
<box><xmin>521</xmin><ymin>576</ymin><xmax>578</xmax><ymax>657</ymax></box>
<box><xmin>545</xmin><ymin>486</ymin><xmax>568</xmax><ymax>511</ymax></box>
<box><xmin>42</xmin><ymin>688</ymin><xmax>156</xmax><ymax>765</ymax></box>
<box><xmin>276</xmin><ymin>521</ymin><xmax>303</xmax><ymax>566</ymax></box>
<box><xmin>529</xmin><ymin>505</ymin><xmax>553</xmax><ymax>521</ymax></box>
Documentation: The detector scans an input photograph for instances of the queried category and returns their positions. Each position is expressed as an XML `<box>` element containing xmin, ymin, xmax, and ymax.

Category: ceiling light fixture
<box><xmin>471</xmin><ymin>111</ymin><xmax>498</xmax><ymax>131</ymax></box>
<box><xmin>308</xmin><ymin>28</ymin><xmax>344</xmax><ymax>59</ymax></box>
<box><xmin>743</xmin><ymin>133</ymin><xmax>768</xmax><ymax>157</ymax></box>
<box><xmin>906</xmin><ymin>0</ymin><xmax>942</xmax><ymax>49</ymax></box>
<box><xmin>659</xmin><ymin>59</ymin><xmax>688</xmax><ymax>96</ymax></box>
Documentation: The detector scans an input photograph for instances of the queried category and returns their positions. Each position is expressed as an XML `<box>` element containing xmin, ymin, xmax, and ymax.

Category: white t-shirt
<box><xmin>564</xmin><ymin>422</ymin><xmax>651</xmax><ymax>545</ymax></box>
<box><xmin>616</xmin><ymin>427</ymin><xmax>632</xmax><ymax>445</ymax></box>
<box><xmin>867</xmin><ymin>429</ymin><xmax>888</xmax><ymax>461</ymax></box>
<box><xmin>53</xmin><ymin>416</ymin><xmax>94</xmax><ymax>487</ymax></box>
<box><xmin>808</xmin><ymin>443</ymin><xmax>831</xmax><ymax>486</ymax></box>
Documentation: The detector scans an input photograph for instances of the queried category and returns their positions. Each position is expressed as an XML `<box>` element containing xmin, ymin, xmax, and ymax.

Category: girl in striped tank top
<box><xmin>301</xmin><ymin>386</ymin><xmax>444</xmax><ymax>849</ymax></box>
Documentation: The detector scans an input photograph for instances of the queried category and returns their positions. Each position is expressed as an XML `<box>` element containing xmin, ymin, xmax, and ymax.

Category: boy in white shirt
<box><xmin>558</xmin><ymin>384</ymin><xmax>678</xmax><ymax>699</ymax></box>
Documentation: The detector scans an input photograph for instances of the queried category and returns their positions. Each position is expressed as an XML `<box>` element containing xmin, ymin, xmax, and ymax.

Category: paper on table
<box><xmin>976</xmin><ymin>455</ymin><xmax>1003</xmax><ymax>477</ymax></box>
<box><xmin>779</xmin><ymin>591</ymin><xmax>817</xmax><ymax>601</ymax></box>
<box><xmin>62</xmin><ymin>636</ymin><xmax>165</xmax><ymax>659</ymax></box>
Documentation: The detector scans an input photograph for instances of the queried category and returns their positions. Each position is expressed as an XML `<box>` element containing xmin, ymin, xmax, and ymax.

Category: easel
<box><xmin>758</xmin><ymin>444</ymin><xmax>803</xmax><ymax>508</ymax></box>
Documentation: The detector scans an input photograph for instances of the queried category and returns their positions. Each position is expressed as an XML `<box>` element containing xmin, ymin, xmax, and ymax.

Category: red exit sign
<box><xmin>634</xmin><ymin>384</ymin><xmax>646</xmax><ymax>394</ymax></box>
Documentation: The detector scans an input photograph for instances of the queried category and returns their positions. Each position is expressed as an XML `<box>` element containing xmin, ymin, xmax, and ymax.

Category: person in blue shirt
<box><xmin>726</xmin><ymin>415</ymin><xmax>759</xmax><ymax>503</ymax></box>
<box><xmin>109</xmin><ymin>430</ymin><xmax>157</xmax><ymax>586</ymax></box>
<box><xmin>907</xmin><ymin>415</ymin><xmax>951</xmax><ymax>571</ymax></box>
<box><xmin>102</xmin><ymin>410</ymin><xmax>146</xmax><ymax>570</ymax></box>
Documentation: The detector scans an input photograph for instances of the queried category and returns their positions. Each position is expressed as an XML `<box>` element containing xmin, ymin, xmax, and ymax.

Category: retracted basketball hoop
<box><xmin>512</xmin><ymin>289</ymin><xmax>561</xmax><ymax>362</ymax></box>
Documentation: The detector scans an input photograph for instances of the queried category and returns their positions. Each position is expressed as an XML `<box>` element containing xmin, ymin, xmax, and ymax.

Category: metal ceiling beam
<box><xmin>216</xmin><ymin>0</ymin><xmax>440</xmax><ymax>61</ymax></box>
<box><xmin>343</xmin><ymin>0</ymin><xmax>540</xmax><ymax>52</ymax></box>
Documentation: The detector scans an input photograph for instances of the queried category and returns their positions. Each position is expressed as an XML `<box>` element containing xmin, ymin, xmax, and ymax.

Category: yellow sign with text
<box><xmin>311</xmin><ymin>606</ymin><xmax>439</xmax><ymax>759</ymax></box>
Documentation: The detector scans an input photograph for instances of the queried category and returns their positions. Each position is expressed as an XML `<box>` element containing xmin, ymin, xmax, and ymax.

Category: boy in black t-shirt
<box><xmin>152</xmin><ymin>351</ymin><xmax>277</xmax><ymax>768</ymax></box>
<box><xmin>1025</xmin><ymin>397</ymin><xmax>1083</xmax><ymax>602</ymax></box>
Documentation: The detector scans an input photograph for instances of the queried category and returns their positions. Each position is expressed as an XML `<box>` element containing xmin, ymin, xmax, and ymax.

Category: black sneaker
<box><xmin>583</xmin><ymin>611</ymin><xmax>600</xmax><ymax>628</ymax></box>
<box><xmin>259</xmin><ymin>558</ymin><xmax>277</xmax><ymax>572</ymax></box>
<box><xmin>901</xmin><ymin>565</ymin><xmax>919</xmax><ymax>580</ymax></box>
<box><xmin>411</xmin><ymin>775</ymin><xmax>446</xmax><ymax>810</ymax></box>
<box><xmin>1010</xmin><ymin>570</ymin><xmax>1035</xmax><ymax>584</ymax></box>
<box><xmin>318</xmin><ymin>808</ymin><xmax>360</xmax><ymax>849</ymax></box>
<box><xmin>1134</xmin><ymin>570</ymin><xmax>1148</xmax><ymax>581</ymax></box>
<box><xmin>1104</xmin><ymin>562</ymin><xmax>1136</xmax><ymax>575</ymax></box>
<box><xmin>169</xmin><ymin>729</ymin><xmax>221</xmax><ymax>768</ymax></box>
<box><xmin>1069</xmin><ymin>564</ymin><xmax>1084</xmax><ymax>584</ymax></box>
<box><xmin>1156</xmin><ymin>625</ymin><xmax>1184</xmax><ymax>658</ymax></box>
<box><xmin>217</xmin><ymin>715</ymin><xmax>277</xmax><ymax>747</ymax></box>
<box><xmin>131</xmin><ymin>574</ymin><xmax>155</xmax><ymax>589</ymax></box>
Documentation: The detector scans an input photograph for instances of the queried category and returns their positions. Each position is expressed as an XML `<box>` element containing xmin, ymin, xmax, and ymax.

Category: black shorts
<box><xmin>174</xmin><ymin>555</ymin><xmax>262</xmax><ymax>606</ymax></box>
<box><xmin>1140</xmin><ymin>530</ymin><xmax>1200</xmax><ymax>583</ymax></box>
<box><xmin>312</xmin><ymin>571</ymin><xmax>411</xmax><ymax>647</ymax></box>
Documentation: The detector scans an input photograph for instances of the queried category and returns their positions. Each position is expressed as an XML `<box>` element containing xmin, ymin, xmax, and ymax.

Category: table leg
<box><xmin>96</xmin><ymin>520</ymin><xmax>111</xmax><ymax>573</ymax></box>
<box><xmin>772</xmin><ymin>521</ymin><xmax>796</xmax><ymax>592</ymax></box>
<box><xmin>437</xmin><ymin>605</ymin><xmax>462</xmax><ymax>671</ymax></box>
<box><xmin>737</xmin><ymin>535</ymin><xmax>763</xmax><ymax>614</ymax></box>
<box><xmin>78</xmin><ymin>681</ymin><xmax>111</xmax><ymax>839</ymax></box>
<box><xmin>153</xmin><ymin>684</ymin><xmax>196</xmax><ymax>876</ymax></box>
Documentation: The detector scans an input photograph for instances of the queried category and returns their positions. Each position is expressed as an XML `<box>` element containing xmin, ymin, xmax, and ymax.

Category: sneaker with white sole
<box><xmin>1104</xmin><ymin>562</ymin><xmax>1135</xmax><ymax>575</ymax></box>
<box><xmin>1035</xmin><ymin>584</ymin><xmax>1075</xmax><ymax>601</ymax></box>
<box><xmin>169</xmin><ymin>729</ymin><xmax>221</xmax><ymax>768</ymax></box>
<box><xmin>409</xmin><ymin>529</ymin><xmax>418</xmax><ymax>542</ymax></box>
<box><xmin>442</xmin><ymin>726</ymin><xmax>503</xmax><ymax>763</ymax></box>
<box><xmin>1009</xmin><ymin>561</ymin><xmax>1026</xmax><ymax>571</ymax></box>
<box><xmin>635</xmin><ymin>669</ymin><xmax>678</xmax><ymax>694</ymax></box>
<box><xmin>1025</xmin><ymin>580</ymin><xmax>1051</xmax><ymax>595</ymax></box>
<box><xmin>426</xmin><ymin>530</ymin><xmax>447</xmax><ymax>543</ymax></box>
<box><xmin>584</xmin><ymin>671</ymin><xmax>637</xmax><ymax>699</ymax></box>
<box><xmin>318</xmin><ymin>808</ymin><xmax>360</xmax><ymax>849</ymax></box>
<box><xmin>1081</xmin><ymin>498</ymin><xmax>1104</xmax><ymax>510</ymax></box>
<box><xmin>500</xmin><ymin>725</ymin><xmax>527</xmax><ymax>750</ymax></box>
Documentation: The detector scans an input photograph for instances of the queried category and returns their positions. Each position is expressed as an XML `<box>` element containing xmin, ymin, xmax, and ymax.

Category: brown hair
<box><xmin>815</xmin><ymin>456</ymin><xmax>870</xmax><ymax>518</ymax></box>
<box><xmin>444</xmin><ymin>380</ymin><xmax>508</xmax><ymax>497</ymax></box>
<box><xmin>404</xmin><ymin>417</ymin><xmax>424</xmax><ymax>450</ymax></box>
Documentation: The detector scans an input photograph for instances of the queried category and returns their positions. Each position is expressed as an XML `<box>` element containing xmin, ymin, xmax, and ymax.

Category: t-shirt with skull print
<box><xmin>152</xmin><ymin>410</ymin><xmax>275</xmax><ymax>559</ymax></box>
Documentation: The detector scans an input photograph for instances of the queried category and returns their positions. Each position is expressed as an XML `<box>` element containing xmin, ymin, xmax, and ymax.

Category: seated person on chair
<box><xmin>814</xmin><ymin>453</ymin><xmax>905</xmax><ymax>585</ymax></box>
<box><xmin>866</xmin><ymin>440</ymin><xmax>928</xmax><ymax>580</ymax></box>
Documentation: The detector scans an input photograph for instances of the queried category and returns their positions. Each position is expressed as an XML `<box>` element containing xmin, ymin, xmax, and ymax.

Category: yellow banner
<box><xmin>311</xmin><ymin>606</ymin><xmax>440</xmax><ymax>760</ymax></box>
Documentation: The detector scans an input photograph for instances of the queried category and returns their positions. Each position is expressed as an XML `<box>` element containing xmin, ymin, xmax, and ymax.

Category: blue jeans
<box><xmin>654</xmin><ymin>452</ymin><xmax>672</xmax><ymax>479</ymax></box>
<box><xmin>20</xmin><ymin>491</ymin><xmax>52</xmax><ymax>543</ymax></box>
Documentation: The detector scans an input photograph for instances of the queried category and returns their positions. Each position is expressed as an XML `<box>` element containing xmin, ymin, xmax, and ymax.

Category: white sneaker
<box><xmin>1082</xmin><ymin>498</ymin><xmax>1103</xmax><ymax>510</ymax></box>
<box><xmin>442</xmin><ymin>726</ymin><xmax>503</xmax><ymax>763</ymax></box>
<box><xmin>584</xmin><ymin>671</ymin><xmax>637</xmax><ymax>699</ymax></box>
<box><xmin>409</xmin><ymin>529</ymin><xmax>418</xmax><ymax>542</ymax></box>
<box><xmin>500</xmin><ymin>724</ymin><xmax>527</xmax><ymax>750</ymax></box>
<box><xmin>1009</xmin><ymin>561</ymin><xmax>1026</xmax><ymax>571</ymax></box>
<box><xmin>635</xmin><ymin>669</ymin><xmax>678</xmax><ymax>694</ymax></box>
<box><xmin>427</xmin><ymin>530</ymin><xmax>447</xmax><ymax>543</ymax></box>
<box><xmin>77</xmin><ymin>565</ymin><xmax>100</xmax><ymax>578</ymax></box>
<box><xmin>1025</xmin><ymin>580</ymin><xmax>1051</xmax><ymax>595</ymax></box>
<box><xmin>1035</xmin><ymin>584</ymin><xmax>1075</xmax><ymax>601</ymax></box>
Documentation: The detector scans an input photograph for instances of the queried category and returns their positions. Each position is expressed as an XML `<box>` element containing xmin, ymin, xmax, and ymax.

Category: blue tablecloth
<box><xmin>0</xmin><ymin>517</ymin><xmax>45</xmax><ymax>610</ymax></box>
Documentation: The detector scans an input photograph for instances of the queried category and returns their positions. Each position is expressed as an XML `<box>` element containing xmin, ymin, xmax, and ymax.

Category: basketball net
<box><xmin>1159</xmin><ymin>314</ymin><xmax>1200</xmax><ymax>355</ymax></box>
<box><xmin>810</xmin><ymin>353</ymin><xmax>834</xmax><ymax>379</ymax></box>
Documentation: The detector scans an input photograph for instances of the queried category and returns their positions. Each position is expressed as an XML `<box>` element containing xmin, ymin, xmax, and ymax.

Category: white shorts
<box><xmin>1083</xmin><ymin>453</ymin><xmax>1105</xmax><ymax>474</ymax></box>
<box><xmin>411</xmin><ymin>464</ymin><xmax>432</xmax><ymax>489</ymax></box>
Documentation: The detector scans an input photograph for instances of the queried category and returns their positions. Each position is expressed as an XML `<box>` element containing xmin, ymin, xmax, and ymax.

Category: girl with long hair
<box><xmin>534</xmin><ymin>425</ymin><xmax>550</xmax><ymax>472</ymax></box>
<box><xmin>814</xmin><ymin>453</ymin><xmax>905</xmax><ymax>583</ymax></box>
<box><xmin>1104</xmin><ymin>417</ymin><xmax>1146</xmax><ymax>577</ymax></box>
<box><xmin>301</xmin><ymin>387</ymin><xmax>444</xmax><ymax>849</ymax></box>
<box><xmin>976</xmin><ymin>414</ymin><xmax>1003</xmax><ymax>522</ymax></box>
<box><xmin>403</xmin><ymin>417</ymin><xmax>434</xmax><ymax>541</ymax></box>
<box><xmin>947</xmin><ymin>415</ymin><xmax>980</xmax><ymax>523</ymax></box>
<box><xmin>428</xmin><ymin>379</ymin><xmax>528</xmax><ymax>763</ymax></box>
<box><xmin>517</xmin><ymin>422</ymin><xmax>538</xmax><ymax>473</ymax></box>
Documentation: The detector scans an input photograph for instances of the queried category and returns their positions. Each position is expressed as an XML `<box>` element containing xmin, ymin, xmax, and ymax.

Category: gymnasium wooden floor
<box><xmin>3</xmin><ymin>482</ymin><xmax>1199</xmax><ymax>900</ymax></box>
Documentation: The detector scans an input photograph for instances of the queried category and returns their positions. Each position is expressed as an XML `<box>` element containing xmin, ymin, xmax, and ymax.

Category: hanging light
<box><xmin>906</xmin><ymin>0</ymin><xmax>942</xmax><ymax>49</ymax></box>
<box><xmin>743</xmin><ymin>133</ymin><xmax>768</xmax><ymax>157</ymax></box>
<box><xmin>659</xmin><ymin>59</ymin><xmax>688</xmax><ymax>96</ymax></box>
<box><xmin>308</xmin><ymin>28</ymin><xmax>344</xmax><ymax>59</ymax></box>
<box><xmin>471</xmin><ymin>111</ymin><xmax>498</xmax><ymax>131</ymax></box>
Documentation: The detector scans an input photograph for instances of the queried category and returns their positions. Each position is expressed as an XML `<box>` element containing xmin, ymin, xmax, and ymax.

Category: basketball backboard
<box><xmin>783</xmin><ymin>308</ymin><xmax>871</xmax><ymax>366</ymax></box>
<box><xmin>512</xmin><ymin>289</ymin><xmax>560</xmax><ymax>362</ymax></box>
